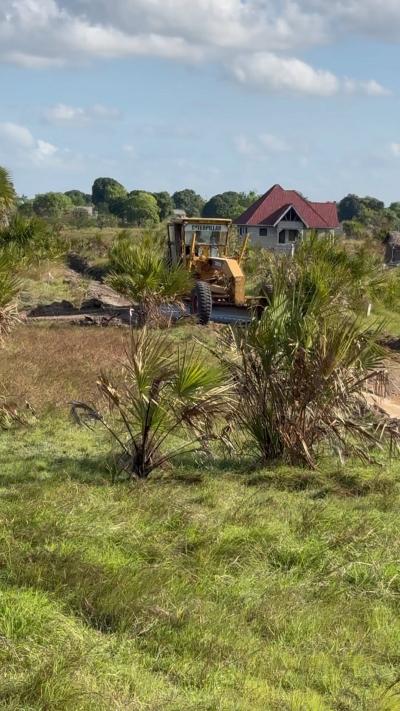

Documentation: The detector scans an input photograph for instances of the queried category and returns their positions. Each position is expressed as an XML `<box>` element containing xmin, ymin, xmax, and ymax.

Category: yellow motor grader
<box><xmin>167</xmin><ymin>217</ymin><xmax>250</xmax><ymax>324</ymax></box>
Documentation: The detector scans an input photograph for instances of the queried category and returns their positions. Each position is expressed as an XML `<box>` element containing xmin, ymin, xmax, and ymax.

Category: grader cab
<box><xmin>167</xmin><ymin>217</ymin><xmax>249</xmax><ymax>324</ymax></box>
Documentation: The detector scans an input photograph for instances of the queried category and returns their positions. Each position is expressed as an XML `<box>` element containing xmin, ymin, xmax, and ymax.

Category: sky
<box><xmin>1</xmin><ymin>1</ymin><xmax>400</xmax><ymax>204</ymax></box>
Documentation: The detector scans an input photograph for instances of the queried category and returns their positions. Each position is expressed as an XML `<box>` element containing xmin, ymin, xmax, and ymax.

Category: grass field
<box><xmin>2</xmin><ymin>321</ymin><xmax>400</xmax><ymax>709</ymax></box>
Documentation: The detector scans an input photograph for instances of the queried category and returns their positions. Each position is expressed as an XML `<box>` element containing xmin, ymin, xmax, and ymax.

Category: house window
<box><xmin>278</xmin><ymin>231</ymin><xmax>286</xmax><ymax>244</ymax></box>
<box><xmin>259</xmin><ymin>228</ymin><xmax>268</xmax><ymax>237</ymax></box>
<box><xmin>288</xmin><ymin>230</ymin><xmax>298</xmax><ymax>243</ymax></box>
<box><xmin>239</xmin><ymin>227</ymin><xmax>247</xmax><ymax>236</ymax></box>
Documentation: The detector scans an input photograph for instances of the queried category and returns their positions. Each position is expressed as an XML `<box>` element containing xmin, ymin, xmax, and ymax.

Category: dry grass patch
<box><xmin>0</xmin><ymin>321</ymin><xmax>215</xmax><ymax>415</ymax></box>
<box><xmin>0</xmin><ymin>322</ymin><xmax>125</xmax><ymax>413</ymax></box>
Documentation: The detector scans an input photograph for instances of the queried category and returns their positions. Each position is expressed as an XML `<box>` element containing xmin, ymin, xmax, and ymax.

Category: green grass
<box><xmin>2</xmin><ymin>418</ymin><xmax>400</xmax><ymax>709</ymax></box>
<box><xmin>17</xmin><ymin>261</ymin><xmax>90</xmax><ymax>310</ymax></box>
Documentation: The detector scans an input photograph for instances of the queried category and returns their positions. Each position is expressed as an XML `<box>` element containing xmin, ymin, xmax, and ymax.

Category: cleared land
<box><xmin>1</xmin><ymin>320</ymin><xmax>400</xmax><ymax>710</ymax></box>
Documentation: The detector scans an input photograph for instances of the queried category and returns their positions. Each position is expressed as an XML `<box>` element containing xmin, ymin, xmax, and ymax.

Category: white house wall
<box><xmin>240</xmin><ymin>224</ymin><xmax>300</xmax><ymax>249</ymax></box>
<box><xmin>238</xmin><ymin>224</ymin><xmax>333</xmax><ymax>249</ymax></box>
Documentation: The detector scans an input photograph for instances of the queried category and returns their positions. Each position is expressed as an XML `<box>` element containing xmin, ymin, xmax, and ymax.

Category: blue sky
<box><xmin>1</xmin><ymin>1</ymin><xmax>400</xmax><ymax>203</ymax></box>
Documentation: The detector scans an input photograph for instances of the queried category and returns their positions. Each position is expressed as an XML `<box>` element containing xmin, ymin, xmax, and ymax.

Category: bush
<box><xmin>72</xmin><ymin>327</ymin><xmax>232</xmax><ymax>479</ymax></box>
<box><xmin>215</xmin><ymin>253</ymin><xmax>399</xmax><ymax>468</ymax></box>
<box><xmin>260</xmin><ymin>233</ymin><xmax>388</xmax><ymax>315</ymax></box>
<box><xmin>107</xmin><ymin>232</ymin><xmax>193</xmax><ymax>325</ymax></box>
<box><xmin>0</xmin><ymin>253</ymin><xmax>19</xmax><ymax>340</ymax></box>
<box><xmin>0</xmin><ymin>215</ymin><xmax>65</xmax><ymax>265</ymax></box>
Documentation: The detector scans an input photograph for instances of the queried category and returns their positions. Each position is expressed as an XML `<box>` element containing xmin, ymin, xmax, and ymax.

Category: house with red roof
<box><xmin>235</xmin><ymin>184</ymin><xmax>339</xmax><ymax>250</ymax></box>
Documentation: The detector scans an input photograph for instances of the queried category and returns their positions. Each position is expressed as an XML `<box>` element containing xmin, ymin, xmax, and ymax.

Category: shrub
<box><xmin>0</xmin><ymin>215</ymin><xmax>65</xmax><ymax>265</ymax></box>
<box><xmin>0</xmin><ymin>253</ymin><xmax>19</xmax><ymax>340</ymax></box>
<box><xmin>72</xmin><ymin>327</ymin><xmax>232</xmax><ymax>479</ymax></box>
<box><xmin>260</xmin><ymin>233</ymin><xmax>388</xmax><ymax>315</ymax></box>
<box><xmin>215</xmin><ymin>256</ymin><xmax>399</xmax><ymax>468</ymax></box>
<box><xmin>107</xmin><ymin>232</ymin><xmax>193</xmax><ymax>325</ymax></box>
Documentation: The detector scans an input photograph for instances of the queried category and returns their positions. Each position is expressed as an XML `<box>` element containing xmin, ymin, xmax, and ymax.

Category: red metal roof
<box><xmin>235</xmin><ymin>184</ymin><xmax>339</xmax><ymax>229</ymax></box>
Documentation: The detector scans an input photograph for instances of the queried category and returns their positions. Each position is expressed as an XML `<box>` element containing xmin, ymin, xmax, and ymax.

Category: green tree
<box><xmin>202</xmin><ymin>191</ymin><xmax>258</xmax><ymax>219</ymax></box>
<box><xmin>338</xmin><ymin>195</ymin><xmax>363</xmax><ymax>222</ymax></box>
<box><xmin>32</xmin><ymin>192</ymin><xmax>73</xmax><ymax>219</ymax></box>
<box><xmin>64</xmin><ymin>190</ymin><xmax>92</xmax><ymax>206</ymax></box>
<box><xmin>153</xmin><ymin>191</ymin><xmax>173</xmax><ymax>220</ymax></box>
<box><xmin>92</xmin><ymin>178</ymin><xmax>127</xmax><ymax>207</ymax></box>
<box><xmin>122</xmin><ymin>192</ymin><xmax>160</xmax><ymax>225</ymax></box>
<box><xmin>0</xmin><ymin>167</ymin><xmax>16</xmax><ymax>226</ymax></box>
<box><xmin>172</xmin><ymin>189</ymin><xmax>205</xmax><ymax>216</ymax></box>
<box><xmin>361</xmin><ymin>196</ymin><xmax>385</xmax><ymax>213</ymax></box>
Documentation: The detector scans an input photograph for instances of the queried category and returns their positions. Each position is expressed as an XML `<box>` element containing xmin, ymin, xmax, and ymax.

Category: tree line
<box><xmin>15</xmin><ymin>177</ymin><xmax>400</xmax><ymax>236</ymax></box>
<box><xmin>16</xmin><ymin>179</ymin><xmax>260</xmax><ymax>226</ymax></box>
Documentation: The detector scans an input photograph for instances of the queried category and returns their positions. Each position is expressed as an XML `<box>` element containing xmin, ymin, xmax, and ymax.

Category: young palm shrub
<box><xmin>0</xmin><ymin>252</ymin><xmax>30</xmax><ymax>430</ymax></box>
<box><xmin>258</xmin><ymin>233</ymin><xmax>389</xmax><ymax>319</ymax></box>
<box><xmin>0</xmin><ymin>253</ymin><xmax>20</xmax><ymax>340</ymax></box>
<box><xmin>0</xmin><ymin>166</ymin><xmax>16</xmax><ymax>226</ymax></box>
<box><xmin>216</xmin><ymin>261</ymin><xmax>398</xmax><ymax>468</ymax></box>
<box><xmin>72</xmin><ymin>328</ymin><xmax>233</xmax><ymax>479</ymax></box>
<box><xmin>107</xmin><ymin>233</ymin><xmax>193</xmax><ymax>326</ymax></box>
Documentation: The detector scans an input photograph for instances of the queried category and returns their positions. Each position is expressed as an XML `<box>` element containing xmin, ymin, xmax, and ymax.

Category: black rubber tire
<box><xmin>191</xmin><ymin>281</ymin><xmax>212</xmax><ymax>325</ymax></box>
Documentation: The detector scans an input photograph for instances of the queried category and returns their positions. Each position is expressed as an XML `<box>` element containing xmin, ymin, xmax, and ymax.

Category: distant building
<box><xmin>235</xmin><ymin>184</ymin><xmax>339</xmax><ymax>250</ymax></box>
<box><xmin>74</xmin><ymin>205</ymin><xmax>96</xmax><ymax>217</ymax></box>
<box><xmin>384</xmin><ymin>232</ymin><xmax>400</xmax><ymax>266</ymax></box>
<box><xmin>172</xmin><ymin>209</ymin><xmax>187</xmax><ymax>218</ymax></box>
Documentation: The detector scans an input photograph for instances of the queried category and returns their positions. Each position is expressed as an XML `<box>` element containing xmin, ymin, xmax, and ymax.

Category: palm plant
<box><xmin>0</xmin><ymin>167</ymin><xmax>16</xmax><ymax>226</ymax></box>
<box><xmin>0</xmin><ymin>251</ymin><xmax>24</xmax><ymax>430</ymax></box>
<box><xmin>216</xmin><ymin>256</ymin><xmax>398</xmax><ymax>468</ymax></box>
<box><xmin>277</xmin><ymin>233</ymin><xmax>387</xmax><ymax>313</ymax></box>
<box><xmin>107</xmin><ymin>233</ymin><xmax>193</xmax><ymax>325</ymax></box>
<box><xmin>0</xmin><ymin>253</ymin><xmax>19</xmax><ymax>340</ymax></box>
<box><xmin>72</xmin><ymin>328</ymin><xmax>233</xmax><ymax>479</ymax></box>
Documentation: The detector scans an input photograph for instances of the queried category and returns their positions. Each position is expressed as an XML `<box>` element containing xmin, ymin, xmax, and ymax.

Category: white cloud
<box><xmin>44</xmin><ymin>103</ymin><xmax>121</xmax><ymax>123</ymax></box>
<box><xmin>33</xmin><ymin>139</ymin><xmax>58</xmax><ymax>162</ymax></box>
<box><xmin>0</xmin><ymin>121</ymin><xmax>59</xmax><ymax>164</ymax></box>
<box><xmin>235</xmin><ymin>132</ymin><xmax>290</xmax><ymax>158</ymax></box>
<box><xmin>0</xmin><ymin>1</ymin><xmax>391</xmax><ymax>98</ymax></box>
<box><xmin>231</xmin><ymin>52</ymin><xmax>340</xmax><ymax>97</ymax></box>
<box><xmin>0</xmin><ymin>121</ymin><xmax>34</xmax><ymax>147</ymax></box>
<box><xmin>231</xmin><ymin>53</ymin><xmax>390</xmax><ymax>98</ymax></box>
<box><xmin>391</xmin><ymin>143</ymin><xmax>400</xmax><ymax>157</ymax></box>
<box><xmin>344</xmin><ymin>78</ymin><xmax>391</xmax><ymax>96</ymax></box>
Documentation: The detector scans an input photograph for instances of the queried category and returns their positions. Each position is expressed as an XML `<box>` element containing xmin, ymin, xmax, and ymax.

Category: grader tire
<box><xmin>192</xmin><ymin>281</ymin><xmax>212</xmax><ymax>325</ymax></box>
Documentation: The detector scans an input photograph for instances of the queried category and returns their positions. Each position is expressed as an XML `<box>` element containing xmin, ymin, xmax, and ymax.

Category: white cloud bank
<box><xmin>0</xmin><ymin>121</ymin><xmax>59</xmax><ymax>164</ymax></box>
<box><xmin>231</xmin><ymin>53</ymin><xmax>389</xmax><ymax>97</ymax></box>
<box><xmin>0</xmin><ymin>1</ymin><xmax>393</xmax><ymax>97</ymax></box>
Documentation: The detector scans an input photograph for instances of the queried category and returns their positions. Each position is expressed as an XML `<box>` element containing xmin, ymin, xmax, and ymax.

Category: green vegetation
<box><xmin>1</xmin><ymin>414</ymin><xmax>400</xmax><ymax>709</ymax></box>
<box><xmin>0</xmin><ymin>166</ymin><xmax>16</xmax><ymax>224</ymax></box>
<box><xmin>4</xmin><ymin>167</ymin><xmax>400</xmax><ymax>708</ymax></box>
<box><xmin>338</xmin><ymin>193</ymin><xmax>400</xmax><ymax>240</ymax></box>
<box><xmin>74</xmin><ymin>327</ymin><xmax>232</xmax><ymax>479</ymax></box>
<box><xmin>217</xmin><ymin>277</ymin><xmax>391</xmax><ymax>468</ymax></box>
<box><xmin>108</xmin><ymin>232</ymin><xmax>193</xmax><ymax>324</ymax></box>
<box><xmin>33</xmin><ymin>191</ymin><xmax>73</xmax><ymax>219</ymax></box>
<box><xmin>172</xmin><ymin>188</ymin><xmax>205</xmax><ymax>217</ymax></box>
<box><xmin>203</xmin><ymin>190</ymin><xmax>260</xmax><ymax>219</ymax></box>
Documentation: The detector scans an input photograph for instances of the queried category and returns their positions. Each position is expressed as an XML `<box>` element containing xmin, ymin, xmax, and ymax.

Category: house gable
<box><xmin>235</xmin><ymin>184</ymin><xmax>339</xmax><ymax>230</ymax></box>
